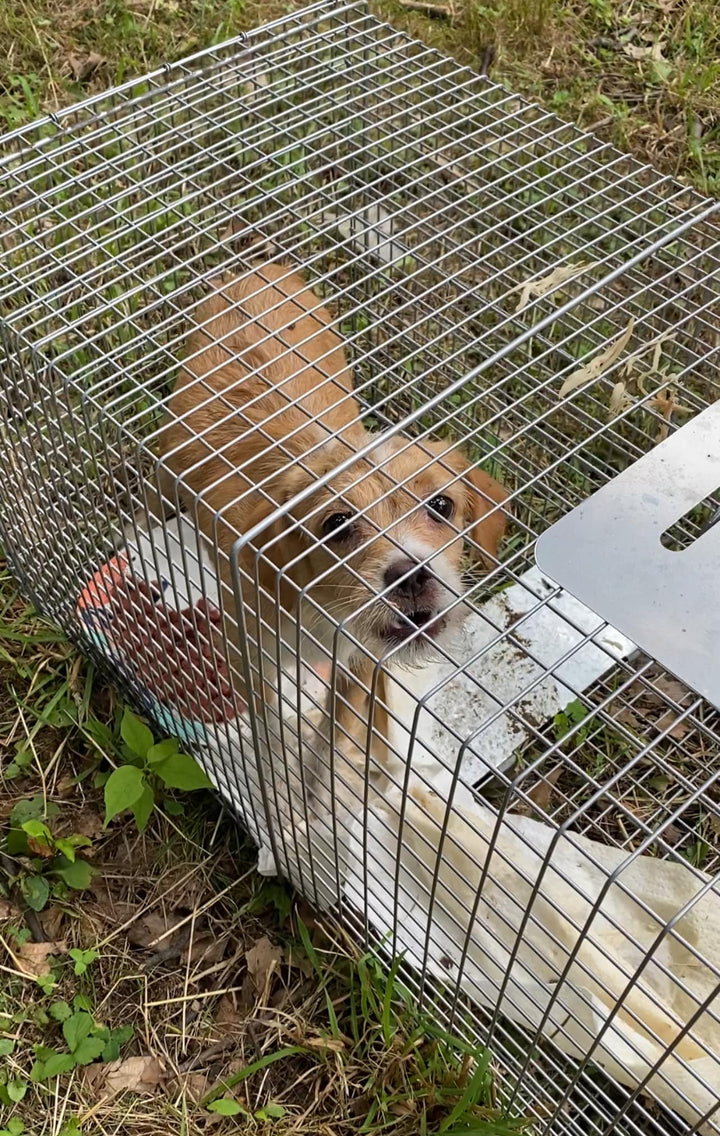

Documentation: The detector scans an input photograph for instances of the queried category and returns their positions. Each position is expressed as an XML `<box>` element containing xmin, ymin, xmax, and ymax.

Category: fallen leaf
<box><xmin>662</xmin><ymin>822</ymin><xmax>684</xmax><ymax>845</ymax></box>
<box><xmin>623</xmin><ymin>43</ymin><xmax>652</xmax><ymax>60</ymax></box>
<box><xmin>0</xmin><ymin>900</ymin><xmax>15</xmax><ymax>921</ymax></box>
<box><xmin>155</xmin><ymin>867</ymin><xmax>206</xmax><ymax>910</ymax></box>
<box><xmin>623</xmin><ymin>40</ymin><xmax>667</xmax><ymax>62</ymax></box>
<box><xmin>526</xmin><ymin>766</ymin><xmax>562</xmax><ymax>814</ymax></box>
<box><xmin>284</xmin><ymin>944</ymin><xmax>314</xmax><ymax>978</ymax></box>
<box><xmin>185</xmin><ymin>934</ymin><xmax>226</xmax><ymax>967</ymax></box>
<box><xmin>72</xmin><ymin>809</ymin><xmax>105</xmax><ymax>840</ymax></box>
<box><xmin>103</xmin><ymin>1055</ymin><xmax>165</xmax><ymax>1096</ymax></box>
<box><xmin>623</xmin><ymin>671</ymin><xmax>693</xmax><ymax>740</ymax></box>
<box><xmin>652</xmin><ymin>332</ymin><xmax>675</xmax><ymax>373</ymax></box>
<box><xmin>654</xmin><ymin>675</ymin><xmax>691</xmax><ymax>704</ymax></box>
<box><xmin>613</xmin><ymin>704</ymin><xmax>640</xmax><ymax>730</ymax></box>
<box><xmin>181</xmin><ymin>1072</ymin><xmax>209</xmax><ymax>1103</ymax></box>
<box><xmin>608</xmin><ymin>380</ymin><xmax>634</xmax><ymax>419</ymax></box>
<box><xmin>559</xmin><ymin>318</ymin><xmax>635</xmax><ymax>398</ymax></box>
<box><xmin>16</xmin><ymin>939</ymin><xmax>67</xmax><ymax>978</ymax></box>
<box><xmin>304</xmin><ymin>1035</ymin><xmax>346</xmax><ymax>1052</ymax></box>
<box><xmin>511</xmin><ymin>261</ymin><xmax>590</xmax><ymax>313</ymax></box>
<box><xmin>39</xmin><ymin>905</ymin><xmax>65</xmax><ymax>941</ymax></box>
<box><xmin>652</xmin><ymin>675</ymin><xmax>693</xmax><ymax>738</ymax></box>
<box><xmin>624</xmin><ymin>39</ymin><xmax>672</xmax><ymax>79</ymax></box>
<box><xmin>214</xmin><ymin>993</ymin><xmax>244</xmax><ymax>1028</ymax></box>
<box><xmin>647</xmin><ymin>384</ymin><xmax>693</xmax><ymax>442</ymax></box>
<box><xmin>245</xmin><ymin>936</ymin><xmax>283</xmax><ymax>995</ymax></box>
<box><xmin>67</xmin><ymin>53</ymin><xmax>104</xmax><ymax>83</ymax></box>
<box><xmin>390</xmin><ymin>1099</ymin><xmax>417</xmax><ymax>1117</ymax></box>
<box><xmin>128</xmin><ymin>910</ymin><xmax>184</xmax><ymax>950</ymax></box>
<box><xmin>656</xmin><ymin>710</ymin><xmax>690</xmax><ymax>740</ymax></box>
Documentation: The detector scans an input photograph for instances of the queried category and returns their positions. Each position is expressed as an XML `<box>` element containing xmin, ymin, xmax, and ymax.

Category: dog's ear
<box><xmin>428</xmin><ymin>442</ymin><xmax>508</xmax><ymax>564</ymax></box>
<box><xmin>419</xmin><ymin>439</ymin><xmax>509</xmax><ymax>563</ymax></box>
<box><xmin>460</xmin><ymin>463</ymin><xmax>509</xmax><ymax>564</ymax></box>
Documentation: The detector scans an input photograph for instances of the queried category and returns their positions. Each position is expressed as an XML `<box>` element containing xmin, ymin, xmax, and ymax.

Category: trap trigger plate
<box><xmin>535</xmin><ymin>401</ymin><xmax>720</xmax><ymax>709</ymax></box>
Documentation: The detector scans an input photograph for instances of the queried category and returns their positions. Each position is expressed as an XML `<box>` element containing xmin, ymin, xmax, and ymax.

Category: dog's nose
<box><xmin>384</xmin><ymin>559</ymin><xmax>431</xmax><ymax>600</ymax></box>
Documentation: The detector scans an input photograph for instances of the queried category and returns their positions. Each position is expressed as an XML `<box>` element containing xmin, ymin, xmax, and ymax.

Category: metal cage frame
<box><xmin>2</xmin><ymin>3</ymin><xmax>720</xmax><ymax>1134</ymax></box>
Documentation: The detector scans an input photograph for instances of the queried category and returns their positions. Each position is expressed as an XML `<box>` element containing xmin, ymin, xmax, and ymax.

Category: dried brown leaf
<box><xmin>186</xmin><ymin>934</ymin><xmax>225</xmax><ymax>967</ymax></box>
<box><xmin>16</xmin><ymin>939</ymin><xmax>67</xmax><ymax>977</ymax></box>
<box><xmin>128</xmin><ymin>910</ymin><xmax>182</xmax><ymax>950</ymax></box>
<box><xmin>526</xmin><ymin>766</ymin><xmax>561</xmax><ymax>814</ymax></box>
<box><xmin>39</xmin><ymin>905</ymin><xmax>65</xmax><ymax>941</ymax></box>
<box><xmin>245</xmin><ymin>936</ymin><xmax>283</xmax><ymax>993</ymax></box>
<box><xmin>623</xmin><ymin>41</ymin><xmax>667</xmax><ymax>62</ymax></box>
<box><xmin>304</xmin><ymin>1035</ymin><xmax>346</xmax><ymax>1052</ymax></box>
<box><xmin>181</xmin><ymin>1072</ymin><xmax>209</xmax><ymax>1103</ymax></box>
<box><xmin>559</xmin><ymin>318</ymin><xmax>635</xmax><ymax>398</ymax></box>
<box><xmin>512</xmin><ymin>261</ymin><xmax>590</xmax><ymax>313</ymax></box>
<box><xmin>647</xmin><ymin>385</ymin><xmax>693</xmax><ymax>442</ymax></box>
<box><xmin>102</xmin><ymin>1055</ymin><xmax>165</xmax><ymax>1096</ymax></box>
<box><xmin>0</xmin><ymin>900</ymin><xmax>15</xmax><ymax>921</ymax></box>
<box><xmin>67</xmin><ymin>53</ymin><xmax>104</xmax><ymax>82</ymax></box>
<box><xmin>652</xmin><ymin>676</ymin><xmax>692</xmax><ymax>738</ymax></box>
<box><xmin>72</xmin><ymin>809</ymin><xmax>105</xmax><ymax>840</ymax></box>
<box><xmin>214</xmin><ymin>993</ymin><xmax>244</xmax><ymax>1028</ymax></box>
<box><xmin>613</xmin><ymin>705</ymin><xmax>640</xmax><ymax>730</ymax></box>
<box><xmin>652</xmin><ymin>331</ymin><xmax>675</xmax><ymax>373</ymax></box>
<box><xmin>654</xmin><ymin>675</ymin><xmax>691</xmax><ymax>704</ymax></box>
<box><xmin>656</xmin><ymin>710</ymin><xmax>690</xmax><ymax>740</ymax></box>
<box><xmin>608</xmin><ymin>380</ymin><xmax>634</xmax><ymax>419</ymax></box>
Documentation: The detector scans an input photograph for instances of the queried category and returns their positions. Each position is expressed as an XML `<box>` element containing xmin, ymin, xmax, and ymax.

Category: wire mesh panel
<box><xmin>2</xmin><ymin>1</ymin><xmax>720</xmax><ymax>1132</ymax></box>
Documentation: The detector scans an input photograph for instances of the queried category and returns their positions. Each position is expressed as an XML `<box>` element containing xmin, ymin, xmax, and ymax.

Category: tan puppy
<box><xmin>161</xmin><ymin>262</ymin><xmax>506</xmax><ymax>668</ymax></box>
<box><xmin>158</xmin><ymin>261</ymin><xmax>507</xmax><ymax>865</ymax></box>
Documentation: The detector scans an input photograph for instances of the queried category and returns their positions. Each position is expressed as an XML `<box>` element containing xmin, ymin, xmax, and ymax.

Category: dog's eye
<box><xmin>322</xmin><ymin>512</ymin><xmax>354</xmax><ymax>540</ymax></box>
<box><xmin>427</xmin><ymin>495</ymin><xmax>454</xmax><ymax>521</ymax></box>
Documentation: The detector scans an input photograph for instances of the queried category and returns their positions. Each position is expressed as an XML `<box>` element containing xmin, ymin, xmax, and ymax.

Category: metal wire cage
<box><xmin>2</xmin><ymin>1</ymin><xmax>720</xmax><ymax>1132</ymax></box>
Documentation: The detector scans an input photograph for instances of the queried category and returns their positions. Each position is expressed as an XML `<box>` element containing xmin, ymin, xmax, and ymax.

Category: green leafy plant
<box><xmin>30</xmin><ymin>998</ymin><xmax>133</xmax><ymax>1081</ymax></box>
<box><xmin>207</xmin><ymin>1098</ymin><xmax>247</xmax><ymax>1117</ymax></box>
<box><xmin>0</xmin><ymin>1117</ymin><xmax>25</xmax><ymax>1136</ymax></box>
<box><xmin>206</xmin><ymin>1097</ymin><xmax>286</xmax><ymax>1121</ymax></box>
<box><xmin>0</xmin><ymin>1082</ymin><xmax>27</xmax><ymax>1107</ymax></box>
<box><xmin>68</xmin><ymin>948</ymin><xmax>99</xmax><ymax>977</ymax></box>
<box><xmin>2</xmin><ymin>799</ymin><xmax>95</xmax><ymax>912</ymax></box>
<box><xmin>553</xmin><ymin>698</ymin><xmax>591</xmax><ymax>746</ymax></box>
<box><xmin>103</xmin><ymin>709</ymin><xmax>211</xmax><ymax>831</ymax></box>
<box><xmin>58</xmin><ymin>1123</ymin><xmax>83</xmax><ymax>1136</ymax></box>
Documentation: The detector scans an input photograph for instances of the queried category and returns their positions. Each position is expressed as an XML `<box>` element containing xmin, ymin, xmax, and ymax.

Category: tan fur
<box><xmin>159</xmin><ymin>262</ymin><xmax>365</xmax><ymax>549</ymax></box>
<box><xmin>158</xmin><ymin>260</ymin><xmax>508</xmax><ymax>838</ymax></box>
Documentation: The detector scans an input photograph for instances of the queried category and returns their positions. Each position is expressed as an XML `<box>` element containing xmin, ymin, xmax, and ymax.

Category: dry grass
<box><xmin>0</xmin><ymin>558</ymin><xmax>524</xmax><ymax>1134</ymax></box>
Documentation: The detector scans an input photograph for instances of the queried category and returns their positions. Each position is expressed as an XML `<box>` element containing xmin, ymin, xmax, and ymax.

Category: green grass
<box><xmin>0</xmin><ymin>560</ymin><xmax>526</xmax><ymax>1135</ymax></box>
<box><xmin>1</xmin><ymin>0</ymin><xmax>718</xmax><ymax>190</ymax></box>
<box><xmin>1</xmin><ymin>1</ymin><xmax>719</xmax><ymax>1133</ymax></box>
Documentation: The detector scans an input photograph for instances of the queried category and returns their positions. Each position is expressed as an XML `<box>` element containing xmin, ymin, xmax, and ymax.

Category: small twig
<box><xmin>176</xmin><ymin>1037</ymin><xmax>236</xmax><ymax>1075</ymax></box>
<box><xmin>479</xmin><ymin>45</ymin><xmax>495</xmax><ymax>76</ymax></box>
<box><xmin>181</xmin><ymin>908</ymin><xmax>198</xmax><ymax>1044</ymax></box>
<box><xmin>397</xmin><ymin>0</ymin><xmax>452</xmax><ymax>16</ymax></box>
<box><xmin>141</xmin><ymin>928</ymin><xmax>191</xmax><ymax>970</ymax></box>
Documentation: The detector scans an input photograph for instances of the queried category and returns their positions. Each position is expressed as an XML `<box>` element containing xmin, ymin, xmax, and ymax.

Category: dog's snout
<box><xmin>384</xmin><ymin>559</ymin><xmax>431</xmax><ymax>600</ymax></box>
